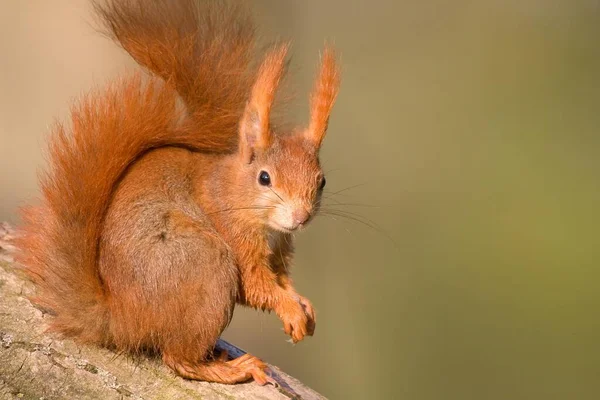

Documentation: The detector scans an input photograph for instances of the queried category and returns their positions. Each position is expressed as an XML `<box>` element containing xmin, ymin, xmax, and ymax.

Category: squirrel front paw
<box><xmin>296</xmin><ymin>295</ymin><xmax>316</xmax><ymax>337</ymax></box>
<box><xmin>277</xmin><ymin>294</ymin><xmax>316</xmax><ymax>343</ymax></box>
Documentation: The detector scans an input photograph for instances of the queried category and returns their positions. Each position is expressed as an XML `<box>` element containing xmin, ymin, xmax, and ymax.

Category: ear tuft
<box><xmin>305</xmin><ymin>45</ymin><xmax>341</xmax><ymax>148</ymax></box>
<box><xmin>239</xmin><ymin>44</ymin><xmax>289</xmax><ymax>162</ymax></box>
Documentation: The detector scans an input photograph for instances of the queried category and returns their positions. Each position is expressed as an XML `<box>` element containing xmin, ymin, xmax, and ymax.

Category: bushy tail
<box><xmin>93</xmin><ymin>0</ymin><xmax>258</xmax><ymax>149</ymax></box>
<box><xmin>16</xmin><ymin>75</ymin><xmax>232</xmax><ymax>343</ymax></box>
<box><xmin>16</xmin><ymin>0</ymin><xmax>265</xmax><ymax>343</ymax></box>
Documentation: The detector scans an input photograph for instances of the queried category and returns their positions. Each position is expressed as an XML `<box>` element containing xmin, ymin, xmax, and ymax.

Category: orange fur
<box><xmin>239</xmin><ymin>44</ymin><xmax>289</xmax><ymax>159</ymax></box>
<box><xmin>17</xmin><ymin>76</ymin><xmax>197</xmax><ymax>344</ymax></box>
<box><xmin>307</xmin><ymin>46</ymin><xmax>341</xmax><ymax>147</ymax></box>
<box><xmin>93</xmin><ymin>0</ymin><xmax>258</xmax><ymax>149</ymax></box>
<box><xmin>17</xmin><ymin>0</ymin><xmax>340</xmax><ymax>385</ymax></box>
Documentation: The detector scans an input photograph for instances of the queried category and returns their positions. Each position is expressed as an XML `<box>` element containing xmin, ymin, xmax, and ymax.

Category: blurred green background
<box><xmin>1</xmin><ymin>1</ymin><xmax>599</xmax><ymax>399</ymax></box>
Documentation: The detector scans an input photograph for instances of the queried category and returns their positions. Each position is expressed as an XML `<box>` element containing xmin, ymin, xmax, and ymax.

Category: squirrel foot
<box><xmin>163</xmin><ymin>352</ymin><xmax>276</xmax><ymax>385</ymax></box>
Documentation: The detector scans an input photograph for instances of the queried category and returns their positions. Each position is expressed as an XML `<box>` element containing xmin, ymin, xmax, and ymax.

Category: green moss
<box><xmin>83</xmin><ymin>363</ymin><xmax>99</xmax><ymax>374</ymax></box>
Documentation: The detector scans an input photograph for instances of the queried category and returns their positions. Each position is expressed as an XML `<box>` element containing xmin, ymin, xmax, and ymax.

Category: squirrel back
<box><xmin>16</xmin><ymin>0</ymin><xmax>261</xmax><ymax>343</ymax></box>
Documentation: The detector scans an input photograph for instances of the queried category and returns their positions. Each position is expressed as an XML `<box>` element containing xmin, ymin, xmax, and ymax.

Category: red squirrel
<box><xmin>16</xmin><ymin>0</ymin><xmax>340</xmax><ymax>386</ymax></box>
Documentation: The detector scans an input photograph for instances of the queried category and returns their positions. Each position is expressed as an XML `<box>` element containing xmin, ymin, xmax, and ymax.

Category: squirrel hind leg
<box><xmin>162</xmin><ymin>352</ymin><xmax>276</xmax><ymax>385</ymax></box>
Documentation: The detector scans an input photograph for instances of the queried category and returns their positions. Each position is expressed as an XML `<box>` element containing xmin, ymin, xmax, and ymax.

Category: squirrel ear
<box><xmin>305</xmin><ymin>45</ymin><xmax>341</xmax><ymax>149</ymax></box>
<box><xmin>239</xmin><ymin>44</ymin><xmax>289</xmax><ymax>163</ymax></box>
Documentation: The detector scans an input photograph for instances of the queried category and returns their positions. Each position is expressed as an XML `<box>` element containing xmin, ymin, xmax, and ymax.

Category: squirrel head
<box><xmin>235</xmin><ymin>44</ymin><xmax>340</xmax><ymax>233</ymax></box>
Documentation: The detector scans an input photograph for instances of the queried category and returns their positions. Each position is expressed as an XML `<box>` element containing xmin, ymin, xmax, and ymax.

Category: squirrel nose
<box><xmin>292</xmin><ymin>208</ymin><xmax>310</xmax><ymax>226</ymax></box>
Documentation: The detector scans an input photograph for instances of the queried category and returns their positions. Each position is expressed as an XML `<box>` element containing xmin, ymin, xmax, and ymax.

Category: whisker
<box><xmin>321</xmin><ymin>202</ymin><xmax>380</xmax><ymax>208</ymax></box>
<box><xmin>278</xmin><ymin>245</ymin><xmax>288</xmax><ymax>273</ymax></box>
<box><xmin>317</xmin><ymin>208</ymin><xmax>398</xmax><ymax>248</ymax></box>
<box><xmin>207</xmin><ymin>206</ymin><xmax>275</xmax><ymax>215</ymax></box>
<box><xmin>316</xmin><ymin>196</ymin><xmax>342</xmax><ymax>205</ymax></box>
<box><xmin>317</xmin><ymin>213</ymin><xmax>354</xmax><ymax>235</ymax></box>
<box><xmin>318</xmin><ymin>209</ymin><xmax>378</xmax><ymax>230</ymax></box>
<box><xmin>323</xmin><ymin>167</ymin><xmax>341</xmax><ymax>175</ymax></box>
<box><xmin>320</xmin><ymin>208</ymin><xmax>380</xmax><ymax>224</ymax></box>
<box><xmin>257</xmin><ymin>193</ymin><xmax>283</xmax><ymax>206</ymax></box>
<box><xmin>281</xmin><ymin>232</ymin><xmax>292</xmax><ymax>248</ymax></box>
<box><xmin>325</xmin><ymin>183</ymin><xmax>367</xmax><ymax>197</ymax></box>
<box><xmin>318</xmin><ymin>193</ymin><xmax>381</xmax><ymax>209</ymax></box>
<box><xmin>269</xmin><ymin>187</ymin><xmax>285</xmax><ymax>203</ymax></box>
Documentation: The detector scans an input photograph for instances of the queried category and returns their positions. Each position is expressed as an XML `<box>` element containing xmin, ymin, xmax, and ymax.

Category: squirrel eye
<box><xmin>258</xmin><ymin>170</ymin><xmax>271</xmax><ymax>186</ymax></box>
<box><xmin>319</xmin><ymin>176</ymin><xmax>327</xmax><ymax>190</ymax></box>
